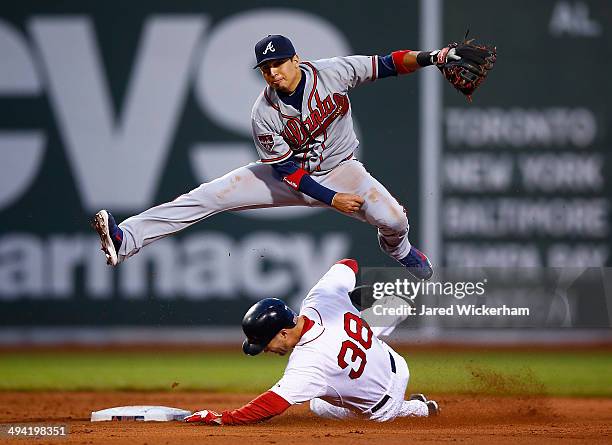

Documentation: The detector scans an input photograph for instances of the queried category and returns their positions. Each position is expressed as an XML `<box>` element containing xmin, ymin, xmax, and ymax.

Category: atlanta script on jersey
<box><xmin>251</xmin><ymin>56</ymin><xmax>378</xmax><ymax>174</ymax></box>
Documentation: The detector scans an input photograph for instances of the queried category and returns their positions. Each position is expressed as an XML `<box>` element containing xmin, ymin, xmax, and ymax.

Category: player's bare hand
<box><xmin>331</xmin><ymin>193</ymin><xmax>364</xmax><ymax>214</ymax></box>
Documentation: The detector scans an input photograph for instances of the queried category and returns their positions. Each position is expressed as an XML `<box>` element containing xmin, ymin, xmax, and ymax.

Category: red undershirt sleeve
<box><xmin>221</xmin><ymin>391</ymin><xmax>291</xmax><ymax>425</ymax></box>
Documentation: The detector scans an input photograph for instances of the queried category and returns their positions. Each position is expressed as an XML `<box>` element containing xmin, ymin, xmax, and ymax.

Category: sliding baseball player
<box><xmin>184</xmin><ymin>258</ymin><xmax>439</xmax><ymax>424</ymax></box>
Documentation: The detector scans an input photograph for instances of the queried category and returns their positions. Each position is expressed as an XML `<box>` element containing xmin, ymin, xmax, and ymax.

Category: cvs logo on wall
<box><xmin>0</xmin><ymin>10</ymin><xmax>352</xmax><ymax>219</ymax></box>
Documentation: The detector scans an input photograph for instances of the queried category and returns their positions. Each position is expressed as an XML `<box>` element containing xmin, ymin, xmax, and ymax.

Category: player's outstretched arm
<box><xmin>185</xmin><ymin>391</ymin><xmax>291</xmax><ymax>426</ymax></box>
<box><xmin>388</xmin><ymin>50</ymin><xmax>424</xmax><ymax>75</ymax></box>
<box><xmin>378</xmin><ymin>48</ymin><xmax>459</xmax><ymax>77</ymax></box>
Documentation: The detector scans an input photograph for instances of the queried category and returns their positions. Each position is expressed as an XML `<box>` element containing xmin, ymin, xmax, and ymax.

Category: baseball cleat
<box><xmin>426</xmin><ymin>400</ymin><xmax>440</xmax><ymax>416</ymax></box>
<box><xmin>92</xmin><ymin>210</ymin><xmax>120</xmax><ymax>266</ymax></box>
<box><xmin>409</xmin><ymin>393</ymin><xmax>440</xmax><ymax>416</ymax></box>
<box><xmin>398</xmin><ymin>247</ymin><xmax>434</xmax><ymax>281</ymax></box>
<box><xmin>409</xmin><ymin>393</ymin><xmax>428</xmax><ymax>403</ymax></box>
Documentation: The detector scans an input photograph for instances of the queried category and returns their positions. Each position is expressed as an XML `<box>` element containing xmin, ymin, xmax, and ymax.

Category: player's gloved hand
<box><xmin>431</xmin><ymin>32</ymin><xmax>497</xmax><ymax>102</ymax></box>
<box><xmin>429</xmin><ymin>47</ymin><xmax>461</xmax><ymax>67</ymax></box>
<box><xmin>184</xmin><ymin>409</ymin><xmax>222</xmax><ymax>425</ymax></box>
<box><xmin>331</xmin><ymin>193</ymin><xmax>365</xmax><ymax>214</ymax></box>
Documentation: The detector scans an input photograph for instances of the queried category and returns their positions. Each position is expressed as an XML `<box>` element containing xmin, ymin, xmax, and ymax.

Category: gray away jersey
<box><xmin>251</xmin><ymin>55</ymin><xmax>378</xmax><ymax>174</ymax></box>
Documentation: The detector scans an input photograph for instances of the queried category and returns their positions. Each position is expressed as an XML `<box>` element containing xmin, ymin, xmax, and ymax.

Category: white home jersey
<box><xmin>269</xmin><ymin>263</ymin><xmax>398</xmax><ymax>413</ymax></box>
<box><xmin>251</xmin><ymin>56</ymin><xmax>378</xmax><ymax>174</ymax></box>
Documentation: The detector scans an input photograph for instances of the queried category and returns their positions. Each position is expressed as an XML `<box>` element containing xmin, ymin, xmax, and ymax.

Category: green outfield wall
<box><xmin>0</xmin><ymin>0</ymin><xmax>610</xmax><ymax>334</ymax></box>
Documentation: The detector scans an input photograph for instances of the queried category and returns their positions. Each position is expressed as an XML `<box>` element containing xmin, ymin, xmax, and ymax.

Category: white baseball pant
<box><xmin>309</xmin><ymin>348</ymin><xmax>428</xmax><ymax>421</ymax></box>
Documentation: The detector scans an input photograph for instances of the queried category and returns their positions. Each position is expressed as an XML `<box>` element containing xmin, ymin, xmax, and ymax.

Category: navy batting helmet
<box><xmin>242</xmin><ymin>298</ymin><xmax>297</xmax><ymax>356</ymax></box>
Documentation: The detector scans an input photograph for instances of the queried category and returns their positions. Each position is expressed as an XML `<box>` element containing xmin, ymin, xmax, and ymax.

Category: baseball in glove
<box><xmin>428</xmin><ymin>32</ymin><xmax>497</xmax><ymax>102</ymax></box>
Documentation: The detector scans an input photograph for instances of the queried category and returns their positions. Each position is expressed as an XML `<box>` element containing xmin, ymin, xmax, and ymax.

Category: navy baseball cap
<box><xmin>253</xmin><ymin>34</ymin><xmax>296</xmax><ymax>69</ymax></box>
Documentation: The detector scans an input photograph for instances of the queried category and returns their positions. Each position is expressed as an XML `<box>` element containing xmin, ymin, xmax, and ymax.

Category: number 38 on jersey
<box><xmin>337</xmin><ymin>312</ymin><xmax>373</xmax><ymax>379</ymax></box>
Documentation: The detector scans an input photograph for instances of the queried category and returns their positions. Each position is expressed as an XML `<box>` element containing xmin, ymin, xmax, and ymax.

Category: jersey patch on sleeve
<box><xmin>257</xmin><ymin>134</ymin><xmax>275</xmax><ymax>150</ymax></box>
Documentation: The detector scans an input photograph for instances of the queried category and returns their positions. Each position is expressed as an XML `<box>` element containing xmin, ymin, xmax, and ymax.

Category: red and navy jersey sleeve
<box><xmin>378</xmin><ymin>51</ymin><xmax>417</xmax><ymax>77</ymax></box>
<box><xmin>377</xmin><ymin>54</ymin><xmax>398</xmax><ymax>78</ymax></box>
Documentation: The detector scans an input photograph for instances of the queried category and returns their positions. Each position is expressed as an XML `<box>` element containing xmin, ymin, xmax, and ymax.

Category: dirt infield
<box><xmin>1</xmin><ymin>392</ymin><xmax>611</xmax><ymax>444</ymax></box>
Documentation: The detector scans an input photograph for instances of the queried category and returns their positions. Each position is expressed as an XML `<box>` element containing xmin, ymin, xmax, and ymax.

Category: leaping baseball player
<box><xmin>184</xmin><ymin>258</ymin><xmax>439</xmax><ymax>425</ymax></box>
<box><xmin>92</xmin><ymin>34</ymin><xmax>495</xmax><ymax>279</ymax></box>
